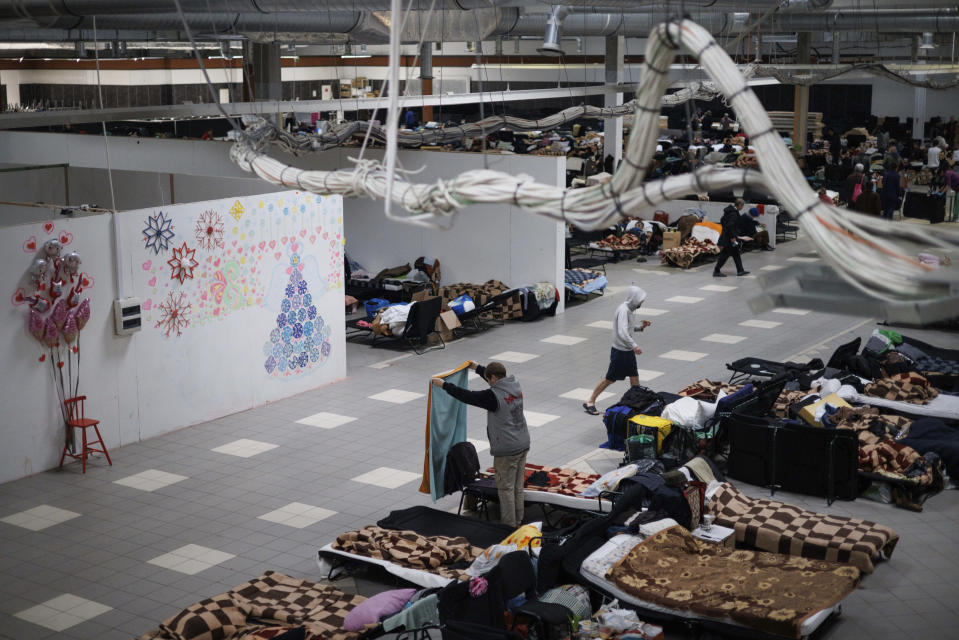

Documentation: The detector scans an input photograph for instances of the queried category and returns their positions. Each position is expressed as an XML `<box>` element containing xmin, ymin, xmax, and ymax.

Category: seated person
<box><xmin>738</xmin><ymin>207</ymin><xmax>774</xmax><ymax>251</ymax></box>
<box><xmin>851</xmin><ymin>177</ymin><xmax>882</xmax><ymax>216</ymax></box>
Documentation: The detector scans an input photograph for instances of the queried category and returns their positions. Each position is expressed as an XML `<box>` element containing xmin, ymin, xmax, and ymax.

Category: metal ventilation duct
<box><xmin>537</xmin><ymin>6</ymin><xmax>568</xmax><ymax>57</ymax></box>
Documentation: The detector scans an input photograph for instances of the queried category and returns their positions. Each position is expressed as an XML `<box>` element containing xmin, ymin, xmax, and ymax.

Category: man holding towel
<box><xmin>433</xmin><ymin>361</ymin><xmax>529</xmax><ymax>527</ymax></box>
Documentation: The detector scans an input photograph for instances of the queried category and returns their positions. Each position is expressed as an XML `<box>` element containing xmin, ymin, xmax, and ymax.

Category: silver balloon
<box><xmin>42</xmin><ymin>238</ymin><xmax>62</xmax><ymax>258</ymax></box>
<box><xmin>28</xmin><ymin>258</ymin><xmax>49</xmax><ymax>284</ymax></box>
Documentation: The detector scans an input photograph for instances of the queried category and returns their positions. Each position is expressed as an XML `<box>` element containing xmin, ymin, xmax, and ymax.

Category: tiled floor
<box><xmin>1</xmin><ymin>234</ymin><xmax>958</xmax><ymax>639</ymax></box>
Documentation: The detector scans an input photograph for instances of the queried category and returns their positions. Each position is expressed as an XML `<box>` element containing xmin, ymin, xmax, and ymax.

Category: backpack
<box><xmin>603</xmin><ymin>406</ymin><xmax>636</xmax><ymax>450</ymax></box>
<box><xmin>852</xmin><ymin>174</ymin><xmax>865</xmax><ymax>203</ymax></box>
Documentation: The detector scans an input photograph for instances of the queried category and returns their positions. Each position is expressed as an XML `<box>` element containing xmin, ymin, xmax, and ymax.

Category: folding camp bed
<box><xmin>725</xmin><ymin>356</ymin><xmax>824</xmax><ymax>384</ymax></box>
<box><xmin>367</xmin><ymin>296</ymin><xmax>445</xmax><ymax>354</ymax></box>
<box><xmin>452</xmin><ymin>289</ymin><xmax>515</xmax><ymax>336</ymax></box>
<box><xmin>317</xmin><ymin>506</ymin><xmax>513</xmax><ymax>589</ymax></box>
<box><xmin>460</xmin><ymin>474</ymin><xmax>613</xmax><ymax>527</ymax></box>
<box><xmin>564</xmin><ymin>268</ymin><xmax>607</xmax><ymax>299</ymax></box>
<box><xmin>576</xmin><ymin>541</ymin><xmax>847</xmax><ymax>640</ymax></box>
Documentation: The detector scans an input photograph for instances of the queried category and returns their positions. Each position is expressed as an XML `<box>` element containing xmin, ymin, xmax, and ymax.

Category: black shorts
<box><xmin>605</xmin><ymin>347</ymin><xmax>638</xmax><ymax>382</ymax></box>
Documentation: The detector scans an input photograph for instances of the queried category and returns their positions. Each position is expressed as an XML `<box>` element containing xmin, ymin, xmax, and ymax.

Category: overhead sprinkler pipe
<box><xmin>537</xmin><ymin>5</ymin><xmax>569</xmax><ymax>57</ymax></box>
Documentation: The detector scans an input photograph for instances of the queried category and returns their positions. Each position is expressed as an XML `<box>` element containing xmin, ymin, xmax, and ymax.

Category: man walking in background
<box><xmin>583</xmin><ymin>286</ymin><xmax>651</xmax><ymax>416</ymax></box>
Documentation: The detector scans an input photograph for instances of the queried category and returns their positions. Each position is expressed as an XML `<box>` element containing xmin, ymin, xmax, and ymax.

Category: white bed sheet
<box><xmin>316</xmin><ymin>544</ymin><xmax>454</xmax><ymax>589</ymax></box>
<box><xmin>579</xmin><ymin>539</ymin><xmax>843</xmax><ymax>638</ymax></box>
<box><xmin>849</xmin><ymin>391</ymin><xmax>959</xmax><ymax>419</ymax></box>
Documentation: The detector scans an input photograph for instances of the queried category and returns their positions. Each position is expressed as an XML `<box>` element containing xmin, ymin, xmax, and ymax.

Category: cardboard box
<box><xmin>411</xmin><ymin>289</ymin><xmax>433</xmax><ymax>303</ymax></box>
<box><xmin>662</xmin><ymin>229</ymin><xmax>682</xmax><ymax>250</ymax></box>
<box><xmin>799</xmin><ymin>393</ymin><xmax>851</xmax><ymax>427</ymax></box>
<box><xmin>435</xmin><ymin>309</ymin><xmax>461</xmax><ymax>342</ymax></box>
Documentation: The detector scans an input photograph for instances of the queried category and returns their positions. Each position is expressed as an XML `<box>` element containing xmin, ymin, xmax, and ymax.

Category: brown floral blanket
<box><xmin>595</xmin><ymin>232</ymin><xmax>642</xmax><ymax>250</ymax></box>
<box><xmin>608</xmin><ymin>526</ymin><xmax>859</xmax><ymax>639</ymax></box>
<box><xmin>660</xmin><ymin>238</ymin><xmax>720</xmax><ymax>269</ymax></box>
<box><xmin>138</xmin><ymin>571</ymin><xmax>364</xmax><ymax>640</ymax></box>
<box><xmin>707</xmin><ymin>483</ymin><xmax>899</xmax><ymax>573</ymax></box>
<box><xmin>864</xmin><ymin>372</ymin><xmax>939</xmax><ymax>405</ymax></box>
<box><xmin>332</xmin><ymin>526</ymin><xmax>482</xmax><ymax>581</ymax></box>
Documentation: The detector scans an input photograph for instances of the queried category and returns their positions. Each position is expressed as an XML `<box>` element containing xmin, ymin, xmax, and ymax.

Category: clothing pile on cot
<box><xmin>656</xmin><ymin>202</ymin><xmax>776</xmax><ymax>271</ymax></box>
<box><xmin>592</xmin><ymin>328</ymin><xmax>959</xmax><ymax>512</ymax></box>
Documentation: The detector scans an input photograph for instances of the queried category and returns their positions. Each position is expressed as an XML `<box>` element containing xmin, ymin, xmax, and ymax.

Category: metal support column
<box><xmin>604</xmin><ymin>35</ymin><xmax>624</xmax><ymax>168</ymax></box>
<box><xmin>793</xmin><ymin>32</ymin><xmax>811</xmax><ymax>153</ymax></box>
<box><xmin>420</xmin><ymin>41</ymin><xmax>434</xmax><ymax>123</ymax></box>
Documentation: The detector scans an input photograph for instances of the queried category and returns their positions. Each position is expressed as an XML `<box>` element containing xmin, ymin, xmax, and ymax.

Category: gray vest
<box><xmin>487</xmin><ymin>375</ymin><xmax>530</xmax><ymax>457</ymax></box>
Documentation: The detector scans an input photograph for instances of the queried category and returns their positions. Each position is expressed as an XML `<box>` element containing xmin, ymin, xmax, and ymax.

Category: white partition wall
<box><xmin>0</xmin><ymin>190</ymin><xmax>345</xmax><ymax>483</ymax></box>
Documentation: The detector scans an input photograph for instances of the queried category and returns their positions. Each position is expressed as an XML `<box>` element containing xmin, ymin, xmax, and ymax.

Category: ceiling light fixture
<box><xmin>340</xmin><ymin>42</ymin><xmax>370</xmax><ymax>59</ymax></box>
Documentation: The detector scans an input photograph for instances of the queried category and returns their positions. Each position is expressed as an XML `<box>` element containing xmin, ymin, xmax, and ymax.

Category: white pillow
<box><xmin>581</xmin><ymin>464</ymin><xmax>639</xmax><ymax>497</ymax></box>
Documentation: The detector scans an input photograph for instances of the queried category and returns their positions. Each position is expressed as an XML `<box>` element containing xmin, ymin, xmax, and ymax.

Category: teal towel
<box><xmin>428</xmin><ymin>366</ymin><xmax>470</xmax><ymax>501</ymax></box>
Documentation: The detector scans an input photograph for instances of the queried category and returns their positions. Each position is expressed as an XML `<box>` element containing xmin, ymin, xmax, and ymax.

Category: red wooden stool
<box><xmin>59</xmin><ymin>396</ymin><xmax>112</xmax><ymax>473</ymax></box>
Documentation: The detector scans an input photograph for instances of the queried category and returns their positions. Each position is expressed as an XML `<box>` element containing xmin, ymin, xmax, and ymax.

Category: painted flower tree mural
<box><xmin>263</xmin><ymin>244</ymin><xmax>331</xmax><ymax>377</ymax></box>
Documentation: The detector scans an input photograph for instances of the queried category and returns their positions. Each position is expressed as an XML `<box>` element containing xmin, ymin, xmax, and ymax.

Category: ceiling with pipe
<box><xmin>0</xmin><ymin>1</ymin><xmax>956</xmax><ymax>62</ymax></box>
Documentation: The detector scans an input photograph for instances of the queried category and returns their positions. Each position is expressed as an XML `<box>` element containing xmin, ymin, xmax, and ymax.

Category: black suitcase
<box><xmin>726</xmin><ymin>412</ymin><xmax>859</xmax><ymax>504</ymax></box>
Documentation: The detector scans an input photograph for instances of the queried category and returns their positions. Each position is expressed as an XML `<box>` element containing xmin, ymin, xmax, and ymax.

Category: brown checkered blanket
<box><xmin>864</xmin><ymin>372</ymin><xmax>939</xmax><ymax>405</ymax></box>
<box><xmin>678</xmin><ymin>379</ymin><xmax>744</xmax><ymax>403</ymax></box>
<box><xmin>832</xmin><ymin>406</ymin><xmax>945</xmax><ymax>510</ymax></box>
<box><xmin>660</xmin><ymin>237</ymin><xmax>720</xmax><ymax>269</ymax></box>
<box><xmin>437</xmin><ymin>280</ymin><xmax>523</xmax><ymax>321</ymax></box>
<box><xmin>332</xmin><ymin>526</ymin><xmax>482</xmax><ymax>581</ymax></box>
<box><xmin>608</xmin><ymin>525</ymin><xmax>860</xmax><ymax>639</ymax></box>
<box><xmin>138</xmin><ymin>571</ymin><xmax>365</xmax><ymax>640</ymax></box>
<box><xmin>707</xmin><ymin>483</ymin><xmax>899</xmax><ymax>574</ymax></box>
<box><xmin>485</xmin><ymin>463</ymin><xmax>600</xmax><ymax>497</ymax></box>
<box><xmin>773</xmin><ymin>389</ymin><xmax>809</xmax><ymax>418</ymax></box>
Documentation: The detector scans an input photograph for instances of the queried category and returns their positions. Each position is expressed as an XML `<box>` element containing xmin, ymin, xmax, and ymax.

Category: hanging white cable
<box><xmin>230</xmin><ymin>19</ymin><xmax>958</xmax><ymax>306</ymax></box>
<box><xmin>91</xmin><ymin>17</ymin><xmax>124</xmax><ymax>300</ymax></box>
<box><xmin>382</xmin><ymin>0</ymin><xmax>403</xmax><ymax>220</ymax></box>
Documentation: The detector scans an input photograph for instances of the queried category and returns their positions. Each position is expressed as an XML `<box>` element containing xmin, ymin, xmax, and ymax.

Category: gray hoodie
<box><xmin>612</xmin><ymin>286</ymin><xmax>647</xmax><ymax>351</ymax></box>
<box><xmin>487</xmin><ymin>375</ymin><xmax>530</xmax><ymax>457</ymax></box>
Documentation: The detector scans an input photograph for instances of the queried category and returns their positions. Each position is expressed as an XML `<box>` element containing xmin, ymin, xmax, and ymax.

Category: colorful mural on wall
<box><xmin>134</xmin><ymin>191</ymin><xmax>343</xmax><ymax>378</ymax></box>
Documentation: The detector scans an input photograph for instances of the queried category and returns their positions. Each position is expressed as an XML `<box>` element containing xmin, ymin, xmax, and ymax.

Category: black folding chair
<box><xmin>371</xmin><ymin>296</ymin><xmax>445</xmax><ymax>354</ymax></box>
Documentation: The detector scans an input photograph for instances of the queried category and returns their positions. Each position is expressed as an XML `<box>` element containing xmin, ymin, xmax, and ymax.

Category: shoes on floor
<box><xmin>583</xmin><ymin>403</ymin><xmax>600</xmax><ymax>415</ymax></box>
<box><xmin>737</xmin><ymin>270</ymin><xmax>750</xmax><ymax>276</ymax></box>
<box><xmin>713</xmin><ymin>271</ymin><xmax>727</xmax><ymax>278</ymax></box>
<box><xmin>762</xmin><ymin>246</ymin><xmax>775</xmax><ymax>251</ymax></box>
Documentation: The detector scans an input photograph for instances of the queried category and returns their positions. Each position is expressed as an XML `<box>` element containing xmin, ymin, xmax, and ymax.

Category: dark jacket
<box><xmin>852</xmin><ymin>190</ymin><xmax>882</xmax><ymax>216</ymax></box>
<box><xmin>737</xmin><ymin>213</ymin><xmax>760</xmax><ymax>237</ymax></box>
<box><xmin>442</xmin><ymin>364</ymin><xmax>530</xmax><ymax>458</ymax></box>
<box><xmin>880</xmin><ymin>170</ymin><xmax>902</xmax><ymax>207</ymax></box>
<box><xmin>840</xmin><ymin>171</ymin><xmax>863</xmax><ymax>205</ymax></box>
<box><xmin>718</xmin><ymin>205</ymin><xmax>740</xmax><ymax>248</ymax></box>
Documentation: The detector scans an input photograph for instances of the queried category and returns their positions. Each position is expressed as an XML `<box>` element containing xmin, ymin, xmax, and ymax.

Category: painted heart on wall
<box><xmin>22</xmin><ymin>236</ymin><xmax>37</xmax><ymax>253</ymax></box>
<box><xmin>58</xmin><ymin>231</ymin><xmax>73</xmax><ymax>246</ymax></box>
<box><xmin>142</xmin><ymin>260</ymin><xmax>152</xmax><ymax>271</ymax></box>
<box><xmin>42</xmin><ymin>222</ymin><xmax>55</xmax><ymax>235</ymax></box>
<box><xmin>10</xmin><ymin>288</ymin><xmax>27</xmax><ymax>306</ymax></box>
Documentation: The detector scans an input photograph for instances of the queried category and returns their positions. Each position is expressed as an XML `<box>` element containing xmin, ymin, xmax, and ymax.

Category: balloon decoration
<box><xmin>13</xmin><ymin>226</ymin><xmax>94</xmax><ymax>453</ymax></box>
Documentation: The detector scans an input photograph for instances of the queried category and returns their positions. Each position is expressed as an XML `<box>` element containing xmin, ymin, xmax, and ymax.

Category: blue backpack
<box><xmin>602</xmin><ymin>405</ymin><xmax>636</xmax><ymax>450</ymax></box>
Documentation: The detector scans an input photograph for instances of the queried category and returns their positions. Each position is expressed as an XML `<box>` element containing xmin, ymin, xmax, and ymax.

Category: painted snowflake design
<box><xmin>155</xmin><ymin>291</ymin><xmax>191</xmax><ymax>337</ymax></box>
<box><xmin>143</xmin><ymin>211</ymin><xmax>175</xmax><ymax>254</ymax></box>
<box><xmin>167</xmin><ymin>242</ymin><xmax>199</xmax><ymax>284</ymax></box>
<box><xmin>194</xmin><ymin>209</ymin><xmax>225</xmax><ymax>250</ymax></box>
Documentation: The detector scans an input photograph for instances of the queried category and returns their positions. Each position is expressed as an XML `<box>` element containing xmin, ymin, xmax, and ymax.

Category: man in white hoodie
<box><xmin>583</xmin><ymin>286</ymin><xmax>650</xmax><ymax>415</ymax></box>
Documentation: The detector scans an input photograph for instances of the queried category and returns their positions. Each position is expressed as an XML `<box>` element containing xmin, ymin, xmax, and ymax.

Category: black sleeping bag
<box><xmin>900</xmin><ymin>418</ymin><xmax>959</xmax><ymax>480</ymax></box>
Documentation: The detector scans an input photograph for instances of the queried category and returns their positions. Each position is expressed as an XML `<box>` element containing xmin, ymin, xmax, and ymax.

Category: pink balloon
<box><xmin>61</xmin><ymin>312</ymin><xmax>78</xmax><ymax>344</ymax></box>
<box><xmin>28</xmin><ymin>309</ymin><xmax>44</xmax><ymax>342</ymax></box>
<box><xmin>51</xmin><ymin>300</ymin><xmax>68</xmax><ymax>329</ymax></box>
<box><xmin>76</xmin><ymin>298</ymin><xmax>91</xmax><ymax>331</ymax></box>
<box><xmin>43</xmin><ymin>317</ymin><xmax>58</xmax><ymax>348</ymax></box>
